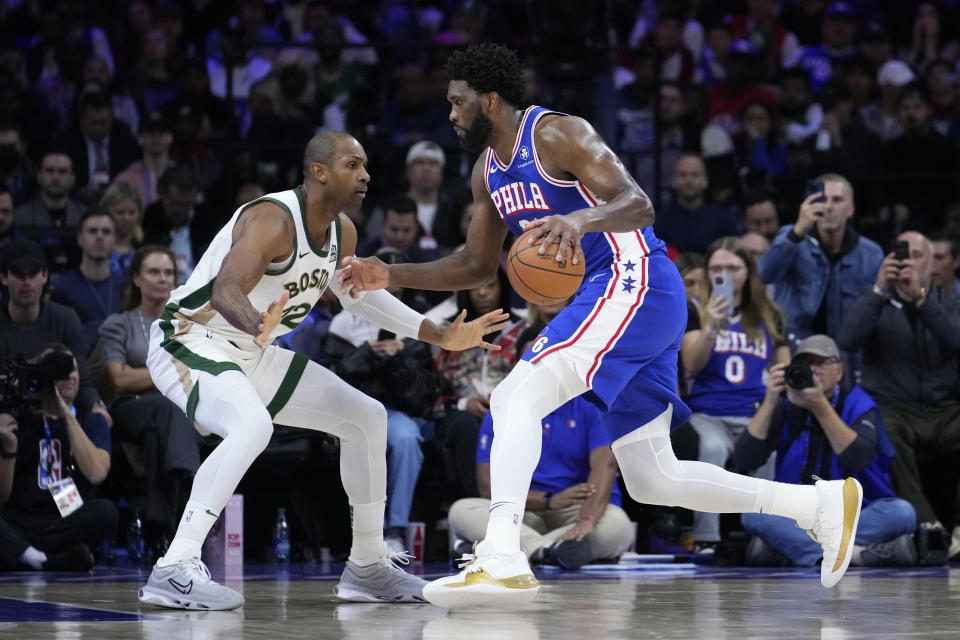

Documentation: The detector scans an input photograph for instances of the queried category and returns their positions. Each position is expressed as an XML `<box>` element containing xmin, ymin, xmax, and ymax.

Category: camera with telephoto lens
<box><xmin>784</xmin><ymin>359</ymin><xmax>815</xmax><ymax>390</ymax></box>
<box><xmin>0</xmin><ymin>352</ymin><xmax>76</xmax><ymax>414</ymax></box>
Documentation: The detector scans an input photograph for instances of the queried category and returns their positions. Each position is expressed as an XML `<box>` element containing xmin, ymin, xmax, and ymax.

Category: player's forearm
<box><xmin>388</xmin><ymin>251</ymin><xmax>496</xmax><ymax>292</ymax></box>
<box><xmin>576</xmin><ymin>191</ymin><xmax>655</xmax><ymax>234</ymax></box>
<box><xmin>211</xmin><ymin>280</ymin><xmax>262</xmax><ymax>336</ymax></box>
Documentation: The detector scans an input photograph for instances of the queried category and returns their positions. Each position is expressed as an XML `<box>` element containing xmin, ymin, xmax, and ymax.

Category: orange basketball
<box><xmin>507</xmin><ymin>227</ymin><xmax>585</xmax><ymax>305</ymax></box>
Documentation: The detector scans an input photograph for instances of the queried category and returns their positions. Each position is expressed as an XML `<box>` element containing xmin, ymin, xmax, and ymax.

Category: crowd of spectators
<box><xmin>0</xmin><ymin>0</ymin><xmax>959</xmax><ymax>570</ymax></box>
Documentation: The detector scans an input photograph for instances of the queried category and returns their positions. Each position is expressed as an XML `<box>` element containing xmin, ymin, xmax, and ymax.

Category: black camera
<box><xmin>784</xmin><ymin>359</ymin><xmax>815</xmax><ymax>390</ymax></box>
<box><xmin>0</xmin><ymin>352</ymin><xmax>75</xmax><ymax>413</ymax></box>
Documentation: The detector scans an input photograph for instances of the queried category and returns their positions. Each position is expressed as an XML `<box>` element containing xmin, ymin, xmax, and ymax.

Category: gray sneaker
<box><xmin>334</xmin><ymin>548</ymin><xmax>427</xmax><ymax>603</ymax></box>
<box><xmin>138</xmin><ymin>557</ymin><xmax>244</xmax><ymax>610</ymax></box>
<box><xmin>859</xmin><ymin>533</ymin><xmax>918</xmax><ymax>567</ymax></box>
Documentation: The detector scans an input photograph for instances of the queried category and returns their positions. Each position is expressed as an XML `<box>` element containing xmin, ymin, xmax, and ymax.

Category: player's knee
<box><xmin>355</xmin><ymin>397</ymin><xmax>388</xmax><ymax>441</ymax></box>
<box><xmin>241</xmin><ymin>418</ymin><xmax>275</xmax><ymax>452</ymax></box>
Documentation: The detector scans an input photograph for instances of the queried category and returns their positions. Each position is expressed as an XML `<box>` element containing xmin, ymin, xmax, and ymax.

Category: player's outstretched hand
<box><xmin>255</xmin><ymin>290</ymin><xmax>290</xmax><ymax>348</ymax></box>
<box><xmin>525</xmin><ymin>215</ymin><xmax>586</xmax><ymax>265</ymax></box>
<box><xmin>439</xmin><ymin>309</ymin><xmax>510</xmax><ymax>351</ymax></box>
<box><xmin>338</xmin><ymin>255</ymin><xmax>389</xmax><ymax>298</ymax></box>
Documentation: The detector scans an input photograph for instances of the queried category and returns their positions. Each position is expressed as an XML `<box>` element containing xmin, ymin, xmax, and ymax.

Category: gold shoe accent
<box><xmin>831</xmin><ymin>477</ymin><xmax>859</xmax><ymax>572</ymax></box>
<box><xmin>446</xmin><ymin>568</ymin><xmax>540</xmax><ymax>589</ymax></box>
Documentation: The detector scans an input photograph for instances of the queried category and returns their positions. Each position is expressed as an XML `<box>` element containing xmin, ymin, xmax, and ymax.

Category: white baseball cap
<box><xmin>406</xmin><ymin>140</ymin><xmax>445</xmax><ymax>167</ymax></box>
<box><xmin>877</xmin><ymin>60</ymin><xmax>916</xmax><ymax>87</ymax></box>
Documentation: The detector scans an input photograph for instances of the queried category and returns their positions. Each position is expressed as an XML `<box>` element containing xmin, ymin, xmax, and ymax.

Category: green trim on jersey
<box><xmin>186</xmin><ymin>380</ymin><xmax>200</xmax><ymax>423</ymax></box>
<box><xmin>159</xmin><ymin>308</ymin><xmax>242</xmax><ymax>376</ymax></box>
<box><xmin>296</xmin><ymin>185</ymin><xmax>330</xmax><ymax>257</ymax></box>
<box><xmin>260</xmin><ymin>196</ymin><xmax>298</xmax><ymax>276</ymax></box>
<box><xmin>178</xmin><ymin>278</ymin><xmax>216</xmax><ymax>311</ymax></box>
<box><xmin>334</xmin><ymin>215</ymin><xmax>342</xmax><ymax>267</ymax></box>
<box><xmin>265</xmin><ymin>352</ymin><xmax>309</xmax><ymax>418</ymax></box>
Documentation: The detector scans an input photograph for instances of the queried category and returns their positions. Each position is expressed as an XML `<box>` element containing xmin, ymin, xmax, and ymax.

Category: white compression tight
<box><xmin>484</xmin><ymin>360</ymin><xmax>587</xmax><ymax>553</ymax></box>
<box><xmin>163</xmin><ymin>364</ymin><xmax>388</xmax><ymax>566</ymax></box>
<box><xmin>612</xmin><ymin>406</ymin><xmax>818</xmax><ymax>526</ymax></box>
<box><xmin>481</xmin><ymin>360</ymin><xmax>820</xmax><ymax>555</ymax></box>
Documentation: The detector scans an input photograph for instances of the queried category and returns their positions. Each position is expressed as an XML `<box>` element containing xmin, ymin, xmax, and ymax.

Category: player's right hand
<box><xmin>339</xmin><ymin>255</ymin><xmax>389</xmax><ymax>297</ymax></box>
<box><xmin>795</xmin><ymin>192</ymin><xmax>827</xmax><ymax>236</ymax></box>
<box><xmin>255</xmin><ymin>290</ymin><xmax>290</xmax><ymax>348</ymax></box>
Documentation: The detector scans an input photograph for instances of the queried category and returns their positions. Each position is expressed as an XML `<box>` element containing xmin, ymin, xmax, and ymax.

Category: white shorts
<box><xmin>146</xmin><ymin>319</ymin><xmax>311</xmax><ymax>434</ymax></box>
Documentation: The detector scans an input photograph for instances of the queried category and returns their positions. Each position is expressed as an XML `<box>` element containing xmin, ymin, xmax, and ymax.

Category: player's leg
<box><xmin>266</xmin><ymin>355</ymin><xmax>426</xmax><ymax>602</ymax></box>
<box><xmin>609</xmin><ymin>352</ymin><xmax>863</xmax><ymax>587</ymax></box>
<box><xmin>423</xmin><ymin>357</ymin><xmax>586</xmax><ymax>607</ymax></box>
<box><xmin>484</xmin><ymin>356</ymin><xmax>588</xmax><ymax>553</ymax></box>
<box><xmin>140</xmin><ymin>366</ymin><xmax>272</xmax><ymax>610</ymax></box>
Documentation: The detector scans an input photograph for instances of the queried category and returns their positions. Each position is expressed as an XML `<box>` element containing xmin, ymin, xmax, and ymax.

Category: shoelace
<box><xmin>456</xmin><ymin>553</ymin><xmax>477</xmax><ymax>570</ymax></box>
<box><xmin>383</xmin><ymin>549</ymin><xmax>415</xmax><ymax>573</ymax></box>
<box><xmin>179</xmin><ymin>558</ymin><xmax>213</xmax><ymax>582</ymax></box>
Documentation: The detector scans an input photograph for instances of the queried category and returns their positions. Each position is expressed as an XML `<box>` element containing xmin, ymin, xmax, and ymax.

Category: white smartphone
<box><xmin>713</xmin><ymin>274</ymin><xmax>734</xmax><ymax>313</ymax></box>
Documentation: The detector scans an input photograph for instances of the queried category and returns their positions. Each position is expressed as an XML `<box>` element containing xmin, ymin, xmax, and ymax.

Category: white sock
<box><xmin>19</xmin><ymin>546</ymin><xmax>47</xmax><ymax>570</ymax></box>
<box><xmin>484</xmin><ymin>497</ymin><xmax>524</xmax><ymax>554</ymax></box>
<box><xmin>160</xmin><ymin>501</ymin><xmax>220</xmax><ymax>565</ymax></box>
<box><xmin>757</xmin><ymin>481</ymin><xmax>819</xmax><ymax>528</ymax></box>
<box><xmin>349</xmin><ymin>500</ymin><xmax>386</xmax><ymax>566</ymax></box>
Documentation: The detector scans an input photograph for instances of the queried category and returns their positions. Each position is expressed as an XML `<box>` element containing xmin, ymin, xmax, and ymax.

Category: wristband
<box><xmin>543</xmin><ymin>492</ymin><xmax>554</xmax><ymax>510</ymax></box>
<box><xmin>579</xmin><ymin>515</ymin><xmax>595</xmax><ymax>524</ymax></box>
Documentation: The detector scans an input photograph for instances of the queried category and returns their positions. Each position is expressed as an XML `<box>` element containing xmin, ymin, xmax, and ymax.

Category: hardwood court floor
<box><xmin>0</xmin><ymin>561</ymin><xmax>957</xmax><ymax>639</ymax></box>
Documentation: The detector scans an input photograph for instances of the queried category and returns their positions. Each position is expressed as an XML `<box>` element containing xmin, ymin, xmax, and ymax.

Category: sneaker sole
<box><xmin>821</xmin><ymin>477</ymin><xmax>863</xmax><ymax>588</ymax></box>
<box><xmin>138</xmin><ymin>586</ymin><xmax>243</xmax><ymax>611</ymax></box>
<box><xmin>333</xmin><ymin>583</ymin><xmax>425</xmax><ymax>603</ymax></box>
<box><xmin>423</xmin><ymin>579</ymin><xmax>540</xmax><ymax>609</ymax></box>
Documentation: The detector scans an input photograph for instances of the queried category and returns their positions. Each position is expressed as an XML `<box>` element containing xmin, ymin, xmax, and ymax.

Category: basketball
<box><xmin>507</xmin><ymin>227</ymin><xmax>585</xmax><ymax>305</ymax></box>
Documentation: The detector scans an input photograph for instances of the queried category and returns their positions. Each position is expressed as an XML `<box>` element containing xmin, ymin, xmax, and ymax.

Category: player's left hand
<box><xmin>525</xmin><ymin>215</ymin><xmax>586</xmax><ymax>265</ymax></box>
<box><xmin>255</xmin><ymin>290</ymin><xmax>290</xmax><ymax>348</ymax></box>
<box><xmin>438</xmin><ymin>309</ymin><xmax>511</xmax><ymax>351</ymax></box>
<box><xmin>556</xmin><ymin>518</ymin><xmax>595</xmax><ymax>542</ymax></box>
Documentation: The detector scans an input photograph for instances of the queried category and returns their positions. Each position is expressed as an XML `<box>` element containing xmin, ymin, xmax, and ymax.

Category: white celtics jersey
<box><xmin>162</xmin><ymin>186</ymin><xmax>340</xmax><ymax>347</ymax></box>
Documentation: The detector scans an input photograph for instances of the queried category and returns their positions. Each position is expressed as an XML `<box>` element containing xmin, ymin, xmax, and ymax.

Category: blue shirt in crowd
<box><xmin>477</xmin><ymin>396</ymin><xmax>621</xmax><ymax>507</ymax></box>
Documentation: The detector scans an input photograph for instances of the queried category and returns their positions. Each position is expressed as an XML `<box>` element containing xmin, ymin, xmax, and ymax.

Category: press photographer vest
<box><xmin>775</xmin><ymin>386</ymin><xmax>896</xmax><ymax>505</ymax></box>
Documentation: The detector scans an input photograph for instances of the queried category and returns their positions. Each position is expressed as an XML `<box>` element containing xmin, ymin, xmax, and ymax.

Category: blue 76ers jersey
<box><xmin>686</xmin><ymin>317</ymin><xmax>774</xmax><ymax>417</ymax></box>
<box><xmin>484</xmin><ymin>106</ymin><xmax>664</xmax><ymax>281</ymax></box>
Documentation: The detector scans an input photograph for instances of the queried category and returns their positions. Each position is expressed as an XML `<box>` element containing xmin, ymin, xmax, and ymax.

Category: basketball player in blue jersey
<box><xmin>340</xmin><ymin>43</ymin><xmax>864</xmax><ymax>607</ymax></box>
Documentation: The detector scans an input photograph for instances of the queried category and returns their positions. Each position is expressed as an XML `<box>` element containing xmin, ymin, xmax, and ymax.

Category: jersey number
<box><xmin>280</xmin><ymin>303</ymin><xmax>311</xmax><ymax>329</ymax></box>
<box><xmin>724</xmin><ymin>355</ymin><xmax>745</xmax><ymax>385</ymax></box>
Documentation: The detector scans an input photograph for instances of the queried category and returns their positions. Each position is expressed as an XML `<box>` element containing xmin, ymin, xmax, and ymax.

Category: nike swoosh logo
<box><xmin>168</xmin><ymin>578</ymin><xmax>193</xmax><ymax>594</ymax></box>
<box><xmin>489</xmin><ymin>166</ymin><xmax>496</xmax><ymax>174</ymax></box>
<box><xmin>206</xmin><ymin>509</ymin><xmax>218</xmax><ymax>517</ymax></box>
<box><xmin>299</xmin><ymin>251</ymin><xmax>310</xmax><ymax>259</ymax></box>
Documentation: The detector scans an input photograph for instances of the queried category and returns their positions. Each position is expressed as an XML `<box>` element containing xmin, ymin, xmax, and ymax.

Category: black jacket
<box><xmin>322</xmin><ymin>334</ymin><xmax>446</xmax><ymax>419</ymax></box>
<box><xmin>835</xmin><ymin>287</ymin><xmax>960</xmax><ymax>407</ymax></box>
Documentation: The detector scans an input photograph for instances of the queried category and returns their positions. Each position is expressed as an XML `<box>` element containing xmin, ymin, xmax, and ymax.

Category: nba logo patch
<box><xmin>185</xmin><ymin>510</ymin><xmax>194</xmax><ymax>523</ymax></box>
<box><xmin>205</xmin><ymin>330</ymin><xmax>213</xmax><ymax>339</ymax></box>
<box><xmin>567</xmin><ymin>419</ymin><xmax>576</xmax><ymax>429</ymax></box>
<box><xmin>513</xmin><ymin>513</ymin><xmax>519</xmax><ymax>526</ymax></box>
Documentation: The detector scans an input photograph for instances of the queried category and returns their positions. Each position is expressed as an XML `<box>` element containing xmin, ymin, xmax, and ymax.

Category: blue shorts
<box><xmin>521</xmin><ymin>251</ymin><xmax>691</xmax><ymax>442</ymax></box>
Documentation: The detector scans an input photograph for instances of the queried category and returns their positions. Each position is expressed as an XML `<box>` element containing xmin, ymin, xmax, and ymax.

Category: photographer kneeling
<box><xmin>0</xmin><ymin>345</ymin><xmax>117</xmax><ymax>571</ymax></box>
<box><xmin>734</xmin><ymin>335</ymin><xmax>917</xmax><ymax>567</ymax></box>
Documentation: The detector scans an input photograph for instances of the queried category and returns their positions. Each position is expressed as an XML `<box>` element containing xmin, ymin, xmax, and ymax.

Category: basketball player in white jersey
<box><xmin>137</xmin><ymin>131</ymin><xmax>509</xmax><ymax>610</ymax></box>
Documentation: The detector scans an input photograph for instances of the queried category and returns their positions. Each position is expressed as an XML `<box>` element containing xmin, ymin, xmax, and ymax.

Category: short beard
<box><xmin>459</xmin><ymin>112</ymin><xmax>494</xmax><ymax>152</ymax></box>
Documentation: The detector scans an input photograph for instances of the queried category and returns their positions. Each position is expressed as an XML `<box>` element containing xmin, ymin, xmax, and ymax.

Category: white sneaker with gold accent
<box><xmin>422</xmin><ymin>540</ymin><xmax>540</xmax><ymax>608</ymax></box>
<box><xmin>799</xmin><ymin>477</ymin><xmax>863</xmax><ymax>588</ymax></box>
